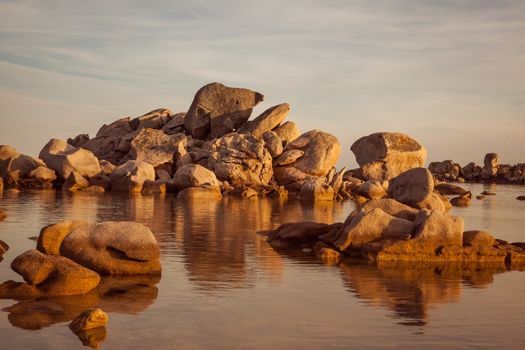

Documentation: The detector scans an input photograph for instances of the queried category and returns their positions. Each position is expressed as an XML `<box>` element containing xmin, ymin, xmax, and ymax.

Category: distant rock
<box><xmin>266</xmin><ymin>222</ymin><xmax>343</xmax><ymax>250</ymax></box>
<box><xmin>517</xmin><ymin>195</ymin><xmax>525</xmax><ymax>201</ymax></box>
<box><xmin>434</xmin><ymin>183</ymin><xmax>468</xmax><ymax>196</ymax></box>
<box><xmin>351</xmin><ymin>132</ymin><xmax>426</xmax><ymax>181</ymax></box>
<box><xmin>39</xmin><ymin>139</ymin><xmax>101</xmax><ymax>180</ymax></box>
<box><xmin>428</xmin><ymin>160</ymin><xmax>462</xmax><ymax>181</ymax></box>
<box><xmin>299</xmin><ymin>181</ymin><xmax>334</xmax><ymax>202</ymax></box>
<box><xmin>388</xmin><ymin>168</ymin><xmax>434</xmax><ymax>208</ymax></box>
<box><xmin>184</xmin><ymin>82</ymin><xmax>264</xmax><ymax>139</ymax></box>
<box><xmin>238</xmin><ymin>103</ymin><xmax>290</xmax><ymax>137</ymax></box>
<box><xmin>109</xmin><ymin>160</ymin><xmax>155</xmax><ymax>193</ymax></box>
<box><xmin>62</xmin><ymin>171</ymin><xmax>89</xmax><ymax>192</ymax></box>
<box><xmin>0</xmin><ymin>145</ymin><xmax>55</xmax><ymax>188</ymax></box>
<box><xmin>482</xmin><ymin>153</ymin><xmax>498</xmax><ymax>179</ymax></box>
<box><xmin>262</xmin><ymin>131</ymin><xmax>283</xmax><ymax>158</ymax></box>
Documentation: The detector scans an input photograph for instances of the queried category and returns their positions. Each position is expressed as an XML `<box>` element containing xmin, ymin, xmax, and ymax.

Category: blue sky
<box><xmin>0</xmin><ymin>0</ymin><xmax>524</xmax><ymax>167</ymax></box>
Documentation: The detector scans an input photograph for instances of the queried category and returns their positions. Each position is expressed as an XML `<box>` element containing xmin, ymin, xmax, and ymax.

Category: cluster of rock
<box><xmin>0</xmin><ymin>82</ymin><xmax>363</xmax><ymax>201</ymax></box>
<box><xmin>263</xmin><ymin>167</ymin><xmax>525</xmax><ymax>264</ymax></box>
<box><xmin>0</xmin><ymin>221</ymin><xmax>161</xmax><ymax>299</ymax></box>
<box><xmin>429</xmin><ymin>153</ymin><xmax>525</xmax><ymax>184</ymax></box>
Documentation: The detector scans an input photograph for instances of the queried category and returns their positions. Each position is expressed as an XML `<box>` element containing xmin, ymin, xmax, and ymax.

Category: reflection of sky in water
<box><xmin>0</xmin><ymin>184</ymin><xmax>524</xmax><ymax>349</ymax></box>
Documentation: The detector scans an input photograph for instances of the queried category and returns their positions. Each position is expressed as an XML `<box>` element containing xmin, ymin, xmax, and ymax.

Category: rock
<box><xmin>28</xmin><ymin>166</ymin><xmax>57</xmax><ymax>184</ymax></box>
<box><xmin>418</xmin><ymin>192</ymin><xmax>449</xmax><ymax>212</ymax></box>
<box><xmin>88</xmin><ymin>174</ymin><xmax>111</xmax><ymax>190</ymax></box>
<box><xmin>176</xmin><ymin>186</ymin><xmax>222</xmax><ymax>200</ymax></box>
<box><xmin>238</xmin><ymin>103</ymin><xmax>290</xmax><ymax>137</ymax></box>
<box><xmin>62</xmin><ymin>172</ymin><xmax>89</xmax><ymax>192</ymax></box>
<box><xmin>330</xmin><ymin>167</ymin><xmax>347</xmax><ymax>195</ymax></box>
<box><xmin>481</xmin><ymin>191</ymin><xmax>495</xmax><ymax>195</ymax></box>
<box><xmin>450</xmin><ymin>194</ymin><xmax>471</xmax><ymax>207</ymax></box>
<box><xmin>482</xmin><ymin>153</ymin><xmax>498</xmax><ymax>179</ymax></box>
<box><xmin>0</xmin><ymin>145</ymin><xmax>53</xmax><ymax>187</ymax></box>
<box><xmin>463</xmin><ymin>231</ymin><xmax>495</xmax><ymax>248</ymax></box>
<box><xmin>37</xmin><ymin>221</ymin><xmax>90</xmax><ymax>255</ymax></box>
<box><xmin>0</xmin><ymin>210</ymin><xmax>6</xmax><ymax>221</ymax></box>
<box><xmin>357</xmin><ymin>199</ymin><xmax>419</xmax><ymax>221</ymax></box>
<box><xmin>109</xmin><ymin>160</ymin><xmax>155</xmax><ymax>193</ymax></box>
<box><xmin>174</xmin><ymin>164</ymin><xmax>220</xmax><ymax>190</ymax></box>
<box><xmin>0</xmin><ymin>239</ymin><xmax>8</xmax><ymax>257</ymax></box>
<box><xmin>266</xmin><ymin>222</ymin><xmax>343</xmax><ymax>250</ymax></box>
<box><xmin>161</xmin><ymin>112</ymin><xmax>186</xmax><ymax>135</ymax></box>
<box><xmin>273</xmin><ymin>121</ymin><xmax>300</xmax><ymax>147</ymax></box>
<box><xmin>0</xmin><ymin>249</ymin><xmax>100</xmax><ymax>298</ymax></box>
<box><xmin>155</xmin><ymin>169</ymin><xmax>171</xmax><ymax>181</ymax></box>
<box><xmin>141</xmin><ymin>180</ymin><xmax>167</xmax><ymax>195</ymax></box>
<box><xmin>130</xmin><ymin>108</ymin><xmax>173</xmax><ymax>130</ymax></box>
<box><xmin>39</xmin><ymin>139</ymin><xmax>101</xmax><ymax>180</ymax></box>
<box><xmin>99</xmin><ymin>160</ymin><xmax>117</xmax><ymax>175</ymax></box>
<box><xmin>334</xmin><ymin>209</ymin><xmax>414</xmax><ymax>251</ymax></box>
<box><xmin>357</xmin><ymin>180</ymin><xmax>387</xmax><ymax>200</ymax></box>
<box><xmin>517</xmin><ymin>196</ymin><xmax>525</xmax><ymax>201</ymax></box>
<box><xmin>462</xmin><ymin>162</ymin><xmax>482</xmax><ymax>181</ymax></box>
<box><xmin>274</xmin><ymin>130</ymin><xmax>341</xmax><ymax>185</ymax></box>
<box><xmin>0</xmin><ymin>177</ymin><xmax>2</xmax><ymax>192</ymax></box>
<box><xmin>428</xmin><ymin>160</ymin><xmax>461</xmax><ymax>181</ymax></box>
<box><xmin>476</xmin><ymin>195</ymin><xmax>485</xmax><ymax>200</ymax></box>
<box><xmin>274</xmin><ymin>149</ymin><xmax>304</xmax><ymax>166</ymax></box>
<box><xmin>69</xmin><ymin>308</ymin><xmax>108</xmax><ymax>332</ymax></box>
<box><xmin>67</xmin><ymin>134</ymin><xmax>89</xmax><ymax>148</ymax></box>
<box><xmin>313</xmin><ymin>241</ymin><xmax>342</xmax><ymax>263</ymax></box>
<box><xmin>299</xmin><ymin>181</ymin><xmax>334</xmax><ymax>201</ymax></box>
<box><xmin>57</xmin><ymin>221</ymin><xmax>161</xmax><ymax>275</ymax></box>
<box><xmin>184</xmin><ymin>82</ymin><xmax>264</xmax><ymax>139</ymax></box>
<box><xmin>130</xmin><ymin>128</ymin><xmax>186</xmax><ymax>167</ymax></box>
<box><xmin>227</xmin><ymin>186</ymin><xmax>259</xmax><ymax>199</ymax></box>
<box><xmin>207</xmin><ymin>133</ymin><xmax>273</xmax><ymax>186</ymax></box>
<box><xmin>262</xmin><ymin>131</ymin><xmax>283</xmax><ymax>158</ymax></box>
<box><xmin>388</xmin><ymin>168</ymin><xmax>434</xmax><ymax>208</ymax></box>
<box><xmin>351</xmin><ymin>132</ymin><xmax>427</xmax><ymax>181</ymax></box>
<box><xmin>434</xmin><ymin>183</ymin><xmax>468</xmax><ymax>196</ymax></box>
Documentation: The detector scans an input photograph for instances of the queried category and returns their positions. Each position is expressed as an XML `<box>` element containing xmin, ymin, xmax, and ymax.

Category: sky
<box><xmin>0</xmin><ymin>0</ymin><xmax>524</xmax><ymax>168</ymax></box>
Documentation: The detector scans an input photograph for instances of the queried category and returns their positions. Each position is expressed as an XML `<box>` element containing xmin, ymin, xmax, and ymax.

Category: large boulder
<box><xmin>174</xmin><ymin>164</ymin><xmax>220</xmax><ymax>190</ymax></box>
<box><xmin>274</xmin><ymin>130</ymin><xmax>341</xmax><ymax>185</ymax></box>
<box><xmin>482</xmin><ymin>153</ymin><xmax>498</xmax><ymax>179</ymax></box>
<box><xmin>0</xmin><ymin>145</ymin><xmax>55</xmax><ymax>187</ymax></box>
<box><xmin>351</xmin><ymin>132</ymin><xmax>427</xmax><ymax>181</ymax></box>
<box><xmin>207</xmin><ymin>133</ymin><xmax>273</xmax><ymax>186</ymax></box>
<box><xmin>299</xmin><ymin>181</ymin><xmax>334</xmax><ymax>201</ymax></box>
<box><xmin>39</xmin><ymin>139</ymin><xmax>101</xmax><ymax>180</ymax></box>
<box><xmin>238</xmin><ymin>103</ymin><xmax>290</xmax><ymax>137</ymax></box>
<box><xmin>109</xmin><ymin>160</ymin><xmax>155</xmax><ymax>193</ymax></box>
<box><xmin>37</xmin><ymin>221</ymin><xmax>162</xmax><ymax>275</ymax></box>
<box><xmin>184</xmin><ymin>82</ymin><xmax>264</xmax><ymax>139</ymax></box>
<box><xmin>388</xmin><ymin>168</ymin><xmax>434</xmax><ymax>208</ymax></box>
<box><xmin>0</xmin><ymin>249</ymin><xmax>100</xmax><ymax>299</ymax></box>
<box><xmin>130</xmin><ymin>128</ymin><xmax>186</xmax><ymax>167</ymax></box>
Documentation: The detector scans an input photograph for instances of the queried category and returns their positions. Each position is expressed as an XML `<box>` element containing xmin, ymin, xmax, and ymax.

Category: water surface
<box><xmin>0</xmin><ymin>183</ymin><xmax>524</xmax><ymax>349</ymax></box>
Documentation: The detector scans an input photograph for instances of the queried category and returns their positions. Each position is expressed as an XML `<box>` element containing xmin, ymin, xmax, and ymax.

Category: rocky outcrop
<box><xmin>184</xmin><ymin>82</ymin><xmax>264</xmax><ymax>139</ymax></box>
<box><xmin>109</xmin><ymin>160</ymin><xmax>155</xmax><ymax>193</ymax></box>
<box><xmin>357</xmin><ymin>180</ymin><xmax>387</xmax><ymax>200</ymax></box>
<box><xmin>428</xmin><ymin>160</ymin><xmax>461</xmax><ymax>182</ymax></box>
<box><xmin>351</xmin><ymin>132</ymin><xmax>426</xmax><ymax>181</ymax></box>
<box><xmin>36</xmin><ymin>221</ymin><xmax>162</xmax><ymax>275</ymax></box>
<box><xmin>0</xmin><ymin>145</ymin><xmax>56</xmax><ymax>188</ymax></box>
<box><xmin>39</xmin><ymin>139</ymin><xmax>101</xmax><ymax>180</ymax></box>
<box><xmin>207</xmin><ymin>133</ymin><xmax>273</xmax><ymax>186</ymax></box>
<box><xmin>274</xmin><ymin>130</ymin><xmax>341</xmax><ymax>186</ymax></box>
<box><xmin>388</xmin><ymin>168</ymin><xmax>434</xmax><ymax>208</ymax></box>
<box><xmin>273</xmin><ymin>121</ymin><xmax>300</xmax><ymax>147</ymax></box>
<box><xmin>130</xmin><ymin>128</ymin><xmax>186</xmax><ymax>168</ymax></box>
<box><xmin>0</xmin><ymin>249</ymin><xmax>100</xmax><ymax>299</ymax></box>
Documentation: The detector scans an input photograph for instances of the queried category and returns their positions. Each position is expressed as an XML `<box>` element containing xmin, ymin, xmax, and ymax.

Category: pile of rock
<box><xmin>0</xmin><ymin>221</ymin><xmax>161</xmax><ymax>299</ymax></box>
<box><xmin>429</xmin><ymin>153</ymin><xmax>525</xmax><ymax>184</ymax></box>
<box><xmin>1</xmin><ymin>82</ymin><xmax>356</xmax><ymax>200</ymax></box>
<box><xmin>264</xmin><ymin>166</ymin><xmax>525</xmax><ymax>265</ymax></box>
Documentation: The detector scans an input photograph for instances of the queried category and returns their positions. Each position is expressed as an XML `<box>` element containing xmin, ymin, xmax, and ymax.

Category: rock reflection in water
<box><xmin>339</xmin><ymin>260</ymin><xmax>508</xmax><ymax>326</ymax></box>
<box><xmin>2</xmin><ymin>274</ymin><xmax>160</xmax><ymax>331</ymax></box>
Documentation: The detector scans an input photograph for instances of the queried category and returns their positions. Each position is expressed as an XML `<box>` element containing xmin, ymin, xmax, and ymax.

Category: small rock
<box><xmin>481</xmin><ymin>191</ymin><xmax>496</xmax><ymax>195</ymax></box>
<box><xmin>517</xmin><ymin>196</ymin><xmax>525</xmax><ymax>201</ymax></box>
<box><xmin>69</xmin><ymin>308</ymin><xmax>108</xmax><ymax>333</ymax></box>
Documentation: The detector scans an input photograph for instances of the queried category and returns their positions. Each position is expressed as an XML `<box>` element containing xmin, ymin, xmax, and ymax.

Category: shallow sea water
<box><xmin>0</xmin><ymin>183</ymin><xmax>524</xmax><ymax>349</ymax></box>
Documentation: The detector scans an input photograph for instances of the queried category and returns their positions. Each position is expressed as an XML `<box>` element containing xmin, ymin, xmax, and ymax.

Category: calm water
<box><xmin>0</xmin><ymin>183</ymin><xmax>524</xmax><ymax>349</ymax></box>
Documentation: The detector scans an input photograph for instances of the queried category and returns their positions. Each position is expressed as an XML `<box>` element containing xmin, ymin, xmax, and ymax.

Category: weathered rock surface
<box><xmin>69</xmin><ymin>308</ymin><xmax>108</xmax><ymax>332</ymax></box>
<box><xmin>238</xmin><ymin>103</ymin><xmax>290</xmax><ymax>137</ymax></box>
<box><xmin>130</xmin><ymin>128</ymin><xmax>186</xmax><ymax>167</ymax></box>
<box><xmin>207</xmin><ymin>133</ymin><xmax>273</xmax><ymax>186</ymax></box>
<box><xmin>174</xmin><ymin>164</ymin><xmax>220</xmax><ymax>190</ymax></box>
<box><xmin>39</xmin><ymin>139</ymin><xmax>101</xmax><ymax>180</ymax></box>
<box><xmin>299</xmin><ymin>181</ymin><xmax>334</xmax><ymax>202</ymax></box>
<box><xmin>0</xmin><ymin>239</ymin><xmax>8</xmax><ymax>258</ymax></box>
<box><xmin>355</xmin><ymin>199</ymin><xmax>419</xmax><ymax>221</ymax></box>
<box><xmin>266</xmin><ymin>222</ymin><xmax>343</xmax><ymax>250</ymax></box>
<box><xmin>388</xmin><ymin>168</ymin><xmax>434</xmax><ymax>208</ymax></box>
<box><xmin>109</xmin><ymin>160</ymin><xmax>155</xmax><ymax>193</ymax></box>
<box><xmin>434</xmin><ymin>183</ymin><xmax>468</xmax><ymax>196</ymax></box>
<box><xmin>0</xmin><ymin>249</ymin><xmax>100</xmax><ymax>299</ymax></box>
<box><xmin>358</xmin><ymin>180</ymin><xmax>387</xmax><ymax>200</ymax></box>
<box><xmin>273</xmin><ymin>121</ymin><xmax>300</xmax><ymax>147</ymax></box>
<box><xmin>184</xmin><ymin>82</ymin><xmax>264</xmax><ymax>139</ymax></box>
<box><xmin>176</xmin><ymin>186</ymin><xmax>222</xmax><ymax>200</ymax></box>
<box><xmin>428</xmin><ymin>160</ymin><xmax>462</xmax><ymax>181</ymax></box>
<box><xmin>274</xmin><ymin>130</ymin><xmax>340</xmax><ymax>185</ymax></box>
<box><xmin>262</xmin><ymin>131</ymin><xmax>283</xmax><ymax>158</ymax></box>
<box><xmin>351</xmin><ymin>132</ymin><xmax>426</xmax><ymax>181</ymax></box>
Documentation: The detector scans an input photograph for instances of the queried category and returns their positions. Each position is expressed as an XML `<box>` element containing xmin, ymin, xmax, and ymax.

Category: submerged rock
<box><xmin>69</xmin><ymin>308</ymin><xmax>108</xmax><ymax>332</ymax></box>
<box><xmin>351</xmin><ymin>132</ymin><xmax>426</xmax><ymax>181</ymax></box>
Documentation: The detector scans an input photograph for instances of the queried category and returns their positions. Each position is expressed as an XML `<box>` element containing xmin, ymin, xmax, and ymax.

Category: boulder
<box><xmin>462</xmin><ymin>162</ymin><xmax>482</xmax><ymax>181</ymax></box>
<box><xmin>266</xmin><ymin>222</ymin><xmax>343</xmax><ymax>250</ymax></box>
<box><xmin>109</xmin><ymin>160</ymin><xmax>155</xmax><ymax>193</ymax></box>
<box><xmin>388</xmin><ymin>168</ymin><xmax>434</xmax><ymax>208</ymax></box>
<box><xmin>274</xmin><ymin>130</ymin><xmax>341</xmax><ymax>185</ymax></box>
<box><xmin>299</xmin><ymin>181</ymin><xmax>334</xmax><ymax>201</ymax></box>
<box><xmin>69</xmin><ymin>308</ymin><xmax>108</xmax><ymax>333</ymax></box>
<box><xmin>450</xmin><ymin>194</ymin><xmax>471</xmax><ymax>207</ymax></box>
<box><xmin>207</xmin><ymin>133</ymin><xmax>273</xmax><ymax>186</ymax></box>
<box><xmin>62</xmin><ymin>172</ymin><xmax>89</xmax><ymax>192</ymax></box>
<box><xmin>162</xmin><ymin>112</ymin><xmax>186</xmax><ymax>135</ymax></box>
<box><xmin>0</xmin><ymin>249</ymin><xmax>100</xmax><ymax>298</ymax></box>
<box><xmin>184</xmin><ymin>82</ymin><xmax>264</xmax><ymax>139</ymax></box>
<box><xmin>351</xmin><ymin>132</ymin><xmax>426</xmax><ymax>181</ymax></box>
<box><xmin>238</xmin><ymin>103</ymin><xmax>290</xmax><ymax>137</ymax></box>
<box><xmin>482</xmin><ymin>153</ymin><xmax>498</xmax><ymax>179</ymax></box>
<box><xmin>0</xmin><ymin>239</ymin><xmax>8</xmax><ymax>257</ymax></box>
<box><xmin>129</xmin><ymin>108</ymin><xmax>173</xmax><ymax>130</ymax></box>
<box><xmin>0</xmin><ymin>145</ymin><xmax>54</xmax><ymax>187</ymax></box>
<box><xmin>274</xmin><ymin>149</ymin><xmax>304</xmax><ymax>166</ymax></box>
<box><xmin>88</xmin><ymin>174</ymin><xmax>111</xmax><ymax>190</ymax></box>
<box><xmin>98</xmin><ymin>160</ymin><xmax>116</xmax><ymax>175</ymax></box>
<box><xmin>39</xmin><ymin>139</ymin><xmax>101</xmax><ymax>179</ymax></box>
<box><xmin>262</xmin><ymin>131</ymin><xmax>283</xmax><ymax>158</ymax></box>
<box><xmin>334</xmin><ymin>208</ymin><xmax>414</xmax><ymax>251</ymax></box>
<box><xmin>273</xmin><ymin>121</ymin><xmax>300</xmax><ymax>147</ymax></box>
<box><xmin>428</xmin><ymin>160</ymin><xmax>461</xmax><ymax>181</ymax></box>
<box><xmin>357</xmin><ymin>180</ymin><xmax>387</xmax><ymax>200</ymax></box>
<box><xmin>37</xmin><ymin>220</ymin><xmax>90</xmax><ymax>255</ymax></box>
<box><xmin>463</xmin><ymin>231</ymin><xmax>495</xmax><ymax>248</ymax></box>
<box><xmin>59</xmin><ymin>221</ymin><xmax>161</xmax><ymax>275</ymax></box>
<box><xmin>174</xmin><ymin>164</ymin><xmax>220</xmax><ymax>190</ymax></box>
<box><xmin>130</xmin><ymin>128</ymin><xmax>186</xmax><ymax>167</ymax></box>
<box><xmin>434</xmin><ymin>183</ymin><xmax>468</xmax><ymax>196</ymax></box>
<box><xmin>141</xmin><ymin>180</ymin><xmax>167</xmax><ymax>195</ymax></box>
<box><xmin>67</xmin><ymin>134</ymin><xmax>89</xmax><ymax>148</ymax></box>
